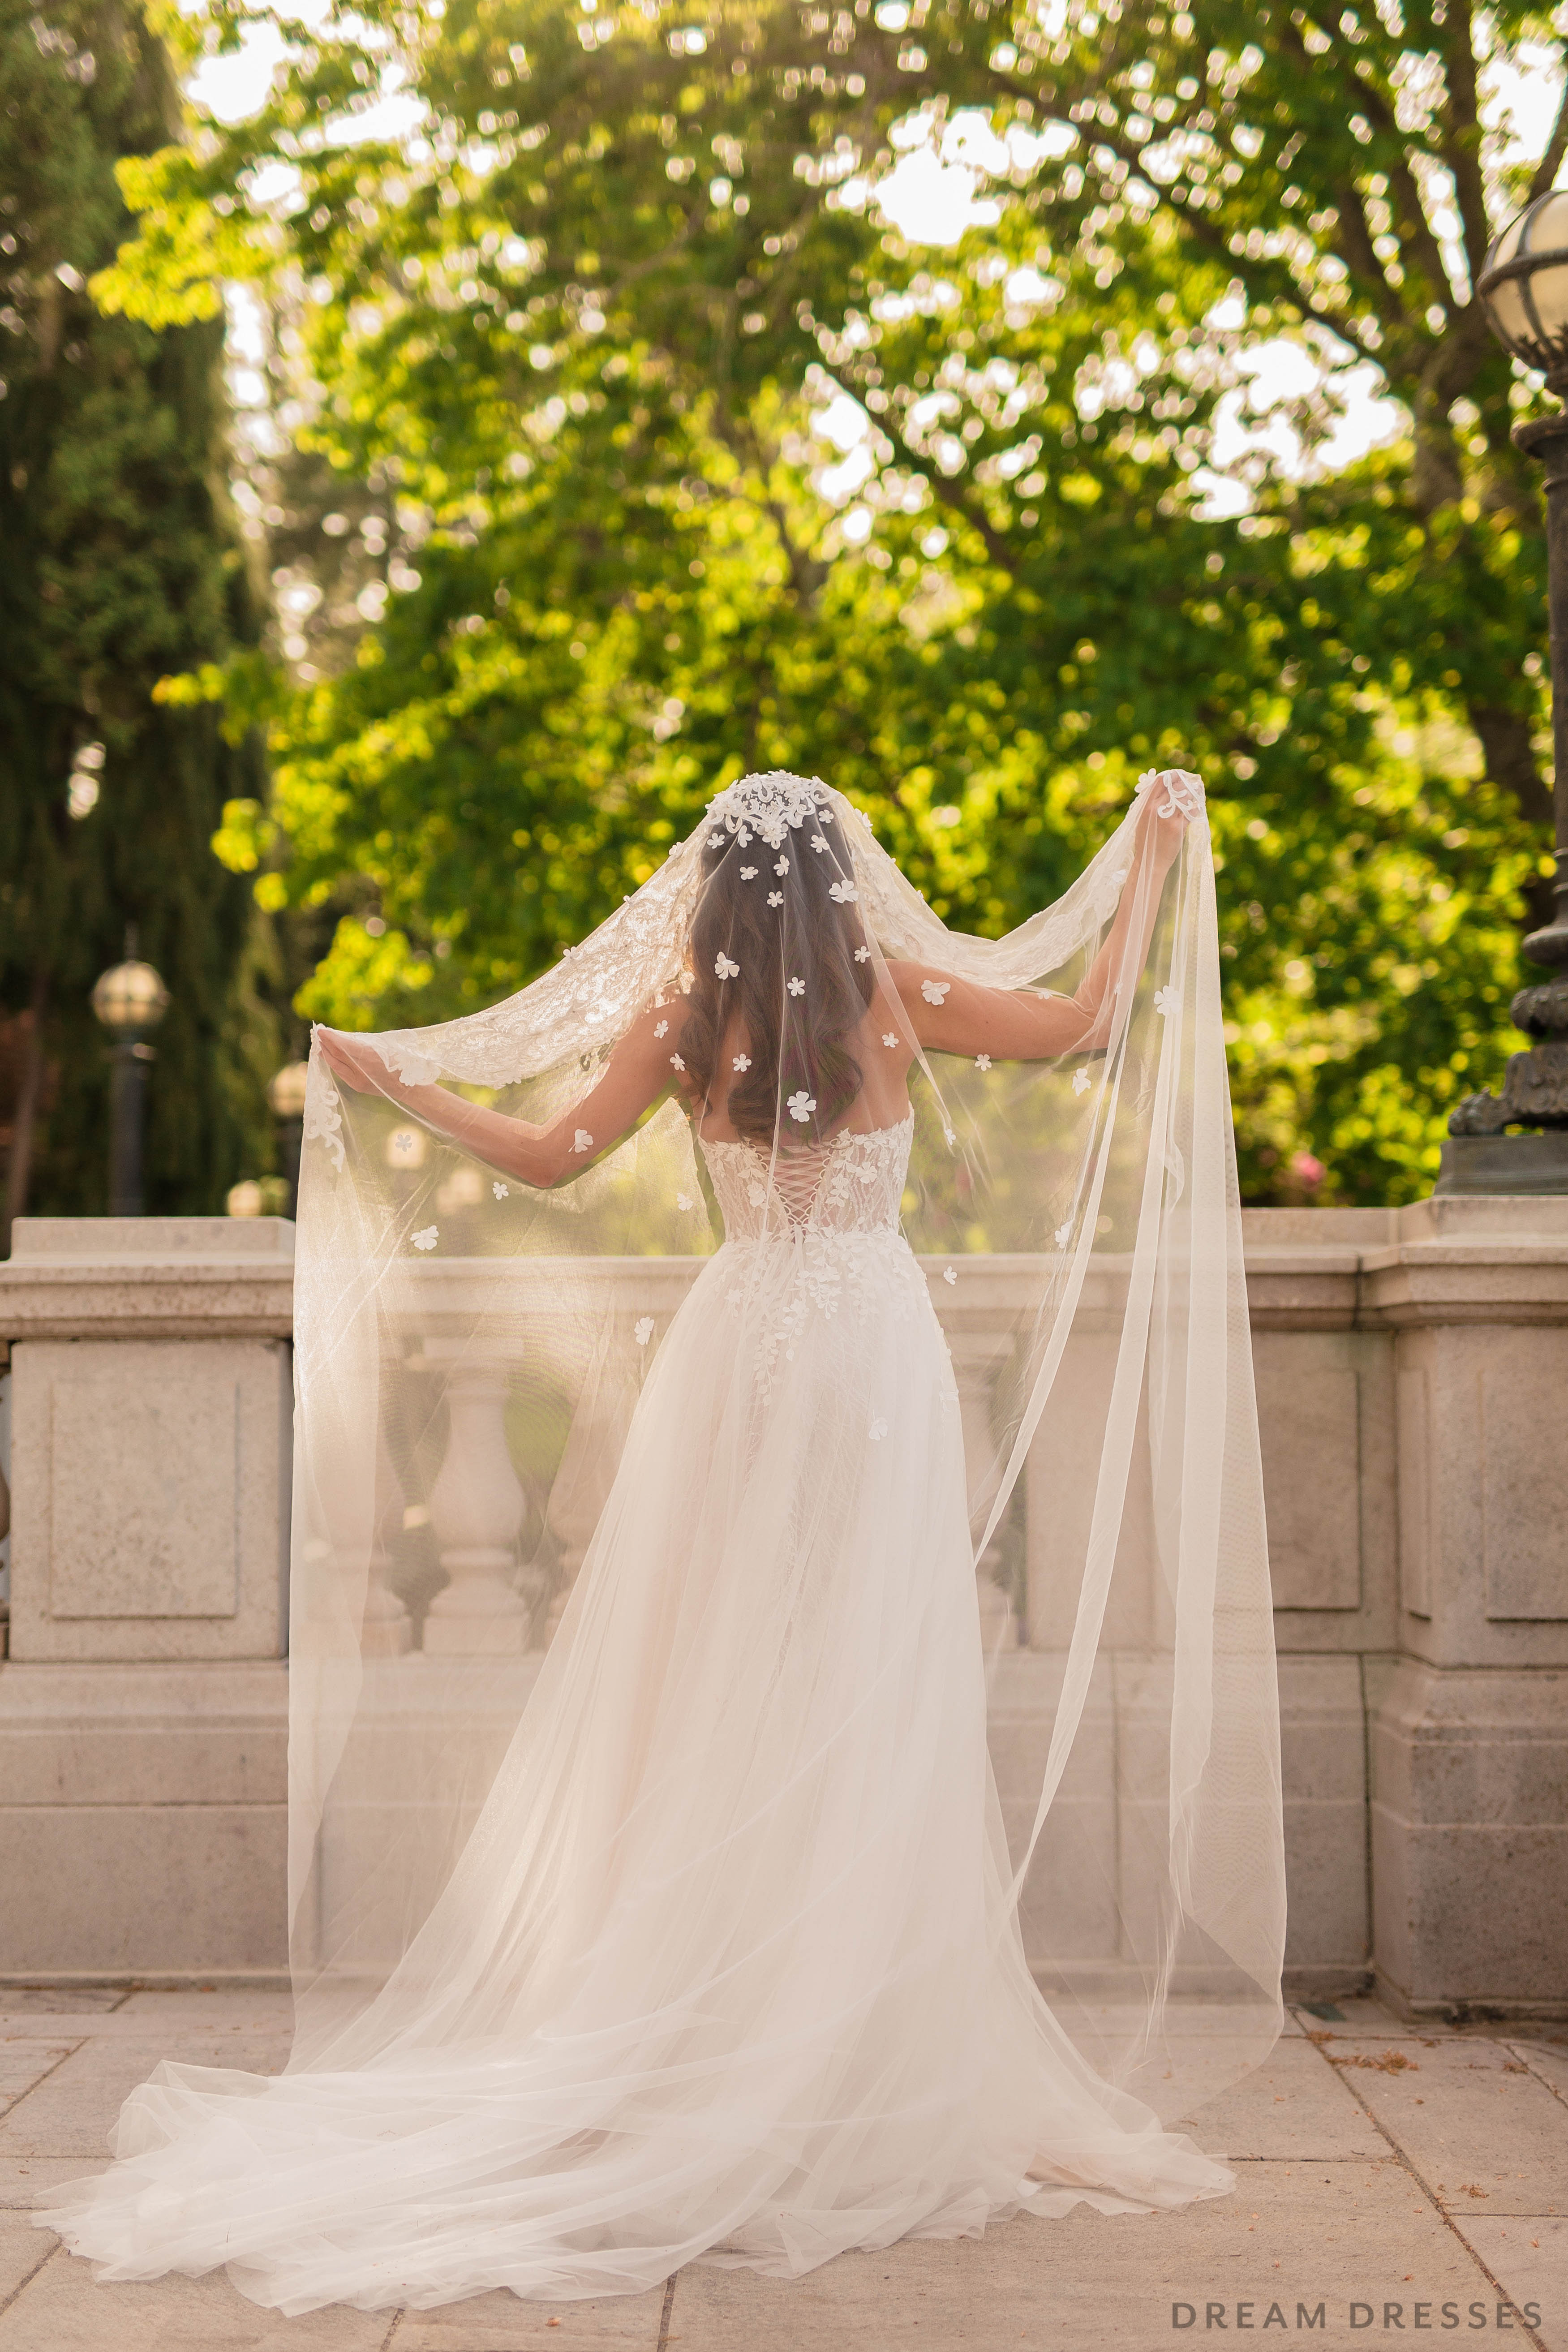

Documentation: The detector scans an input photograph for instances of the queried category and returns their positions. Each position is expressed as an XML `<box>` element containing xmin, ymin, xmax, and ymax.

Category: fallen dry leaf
<box><xmin>1458</xmin><ymin>2184</ymin><xmax>1489</xmax><ymax>2199</ymax></box>
<box><xmin>1329</xmin><ymin>2050</ymin><xmax>1418</xmax><ymax>2073</ymax></box>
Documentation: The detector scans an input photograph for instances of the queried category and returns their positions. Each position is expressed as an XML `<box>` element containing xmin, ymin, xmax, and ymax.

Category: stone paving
<box><xmin>0</xmin><ymin>1988</ymin><xmax>1563</xmax><ymax>2350</ymax></box>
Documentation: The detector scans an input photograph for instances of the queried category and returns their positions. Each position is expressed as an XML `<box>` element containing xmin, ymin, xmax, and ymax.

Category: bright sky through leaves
<box><xmin>183</xmin><ymin>2</ymin><xmax>1566</xmax><ymax>519</ymax></box>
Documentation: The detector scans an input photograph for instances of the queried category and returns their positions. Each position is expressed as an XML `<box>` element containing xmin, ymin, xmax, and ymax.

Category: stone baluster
<box><xmin>944</xmin><ymin>1325</ymin><xmax>1018</xmax><ymax>1649</ymax></box>
<box><xmin>361</xmin><ymin>1415</ymin><xmax>414</xmax><ymax>1657</ymax></box>
<box><xmin>537</xmin><ymin>1338</ymin><xmax>640</xmax><ymax>1645</ymax></box>
<box><xmin>421</xmin><ymin>1359</ymin><xmax>532</xmax><ymax>1655</ymax></box>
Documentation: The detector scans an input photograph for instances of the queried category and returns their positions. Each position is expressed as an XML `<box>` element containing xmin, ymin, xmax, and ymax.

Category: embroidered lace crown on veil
<box><xmin>705</xmin><ymin>767</ymin><xmax>835</xmax><ymax>847</ymax></box>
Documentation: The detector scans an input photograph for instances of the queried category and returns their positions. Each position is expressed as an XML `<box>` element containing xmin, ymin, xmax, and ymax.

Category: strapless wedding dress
<box><xmin>39</xmin><ymin>1116</ymin><xmax>1231</xmax><ymax>2315</ymax></box>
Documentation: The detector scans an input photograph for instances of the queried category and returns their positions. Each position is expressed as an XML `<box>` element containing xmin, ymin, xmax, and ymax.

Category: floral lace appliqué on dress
<box><xmin>700</xmin><ymin>1113</ymin><xmax>912</xmax><ymax>1240</ymax></box>
<box><xmin>700</xmin><ymin>1115</ymin><xmax>948</xmax><ymax>1399</ymax></box>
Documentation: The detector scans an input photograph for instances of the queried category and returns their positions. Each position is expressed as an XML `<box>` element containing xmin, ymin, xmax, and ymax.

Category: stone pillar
<box><xmin>1359</xmin><ymin>1193</ymin><xmax>1568</xmax><ymax>2018</ymax></box>
<box><xmin>0</xmin><ymin>1218</ymin><xmax>295</xmax><ymax>1980</ymax></box>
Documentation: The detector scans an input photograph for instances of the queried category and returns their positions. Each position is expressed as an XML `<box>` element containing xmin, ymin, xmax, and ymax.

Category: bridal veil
<box><xmin>283</xmin><ymin>767</ymin><xmax>1284</xmax><ymax>2116</ymax></box>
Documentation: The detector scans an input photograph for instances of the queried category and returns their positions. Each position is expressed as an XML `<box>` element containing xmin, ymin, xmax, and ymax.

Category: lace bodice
<box><xmin>699</xmin><ymin>1114</ymin><xmax>913</xmax><ymax>1241</ymax></box>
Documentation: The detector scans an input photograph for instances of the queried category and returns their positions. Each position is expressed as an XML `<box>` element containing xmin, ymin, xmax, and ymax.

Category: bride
<box><xmin>39</xmin><ymin>767</ymin><xmax>1284</xmax><ymax>2315</ymax></box>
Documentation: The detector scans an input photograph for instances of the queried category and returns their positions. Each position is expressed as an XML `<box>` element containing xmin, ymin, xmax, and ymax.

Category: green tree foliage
<box><xmin>104</xmin><ymin>0</ymin><xmax>1562</xmax><ymax>1200</ymax></box>
<box><xmin>0</xmin><ymin>0</ymin><xmax>288</xmax><ymax>1237</ymax></box>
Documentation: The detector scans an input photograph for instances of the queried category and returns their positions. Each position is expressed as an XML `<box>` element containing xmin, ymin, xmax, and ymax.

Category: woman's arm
<box><xmin>316</xmin><ymin>998</ymin><xmax>683</xmax><ymax>1187</ymax></box>
<box><xmin>893</xmin><ymin>777</ymin><xmax>1194</xmax><ymax>1062</ymax></box>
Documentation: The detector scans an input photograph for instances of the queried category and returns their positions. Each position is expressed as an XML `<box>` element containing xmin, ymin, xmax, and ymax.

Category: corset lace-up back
<box><xmin>699</xmin><ymin>1113</ymin><xmax>913</xmax><ymax>1241</ymax></box>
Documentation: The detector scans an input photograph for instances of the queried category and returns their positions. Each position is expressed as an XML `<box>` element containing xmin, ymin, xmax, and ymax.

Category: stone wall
<box><xmin>0</xmin><ymin>1201</ymin><xmax>1564</xmax><ymax>2014</ymax></box>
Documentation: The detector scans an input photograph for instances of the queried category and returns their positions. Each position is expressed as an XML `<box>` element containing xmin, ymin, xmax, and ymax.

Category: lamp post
<box><xmin>90</xmin><ymin>950</ymin><xmax>169</xmax><ymax>1216</ymax></box>
<box><xmin>1443</xmin><ymin>190</ymin><xmax>1568</xmax><ymax>1190</ymax></box>
<box><xmin>266</xmin><ymin>1059</ymin><xmax>309</xmax><ymax>1219</ymax></box>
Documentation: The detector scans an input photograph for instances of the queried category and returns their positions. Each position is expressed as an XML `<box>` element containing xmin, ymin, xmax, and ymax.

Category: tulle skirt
<box><xmin>38</xmin><ymin>1231</ymin><xmax>1232</xmax><ymax>2314</ymax></box>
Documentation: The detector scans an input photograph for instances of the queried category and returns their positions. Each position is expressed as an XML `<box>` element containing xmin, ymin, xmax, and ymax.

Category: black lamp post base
<box><xmin>107</xmin><ymin>1039</ymin><xmax>155</xmax><ymax>1218</ymax></box>
<box><xmin>1445</xmin><ymin>980</ymin><xmax>1568</xmax><ymax>1167</ymax></box>
<box><xmin>1435</xmin><ymin>1132</ymin><xmax>1568</xmax><ymax>1195</ymax></box>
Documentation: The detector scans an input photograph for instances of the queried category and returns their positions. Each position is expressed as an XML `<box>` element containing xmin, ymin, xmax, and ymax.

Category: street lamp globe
<box><xmin>90</xmin><ymin>955</ymin><xmax>169</xmax><ymax>1217</ymax></box>
<box><xmin>90</xmin><ymin>959</ymin><xmax>170</xmax><ymax>1041</ymax></box>
<box><xmin>1478</xmin><ymin>190</ymin><xmax>1568</xmax><ymax>393</ymax></box>
<box><xmin>266</xmin><ymin>1060</ymin><xmax>310</xmax><ymax>1120</ymax></box>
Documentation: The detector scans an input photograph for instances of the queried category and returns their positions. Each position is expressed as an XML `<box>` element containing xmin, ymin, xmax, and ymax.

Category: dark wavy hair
<box><xmin>679</xmin><ymin>820</ymin><xmax>875</xmax><ymax>1148</ymax></box>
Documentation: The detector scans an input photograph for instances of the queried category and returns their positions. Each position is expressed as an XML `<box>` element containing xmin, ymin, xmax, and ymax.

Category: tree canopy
<box><xmin>91</xmin><ymin>0</ymin><xmax>1564</xmax><ymax>1200</ymax></box>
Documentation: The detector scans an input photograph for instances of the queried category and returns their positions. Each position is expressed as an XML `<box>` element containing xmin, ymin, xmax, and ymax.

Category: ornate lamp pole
<box><xmin>266</xmin><ymin>1059</ymin><xmax>310</xmax><ymax>1218</ymax></box>
<box><xmin>1444</xmin><ymin>191</ymin><xmax>1568</xmax><ymax>1191</ymax></box>
<box><xmin>90</xmin><ymin>946</ymin><xmax>169</xmax><ymax>1216</ymax></box>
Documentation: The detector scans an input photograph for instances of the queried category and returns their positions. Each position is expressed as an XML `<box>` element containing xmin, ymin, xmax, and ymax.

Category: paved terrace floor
<box><xmin>0</xmin><ymin>1989</ymin><xmax>1563</xmax><ymax>2351</ymax></box>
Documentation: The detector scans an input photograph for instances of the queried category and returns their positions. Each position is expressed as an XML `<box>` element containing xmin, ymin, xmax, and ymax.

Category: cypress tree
<box><xmin>0</xmin><ymin>0</ymin><xmax>279</xmax><ymax>1243</ymax></box>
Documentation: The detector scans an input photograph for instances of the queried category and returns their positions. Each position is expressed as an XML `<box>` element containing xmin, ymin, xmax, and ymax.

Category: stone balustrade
<box><xmin>0</xmin><ymin>1198</ymin><xmax>1564</xmax><ymax>2019</ymax></box>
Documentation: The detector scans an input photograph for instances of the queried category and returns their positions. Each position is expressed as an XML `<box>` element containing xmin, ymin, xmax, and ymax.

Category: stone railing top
<box><xmin>1240</xmin><ymin>1207</ymin><xmax>1398</xmax><ymax>1247</ymax></box>
<box><xmin>3</xmin><ymin>1200</ymin><xmax>1568</xmax><ymax>1346</ymax></box>
<box><xmin>1240</xmin><ymin>1198</ymin><xmax>1568</xmax><ymax>1329</ymax></box>
<box><xmin>10</xmin><ymin>1217</ymin><xmax>296</xmax><ymax>1261</ymax></box>
<box><xmin>1381</xmin><ymin>1191</ymin><xmax>1568</xmax><ymax>1252</ymax></box>
<box><xmin>1244</xmin><ymin>1196</ymin><xmax>1568</xmax><ymax>1250</ymax></box>
<box><xmin>0</xmin><ymin>1217</ymin><xmax>297</xmax><ymax>1346</ymax></box>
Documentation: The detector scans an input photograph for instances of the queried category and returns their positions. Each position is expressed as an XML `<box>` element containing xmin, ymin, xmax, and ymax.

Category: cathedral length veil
<box><xmin>39</xmin><ymin>767</ymin><xmax>1284</xmax><ymax>2313</ymax></box>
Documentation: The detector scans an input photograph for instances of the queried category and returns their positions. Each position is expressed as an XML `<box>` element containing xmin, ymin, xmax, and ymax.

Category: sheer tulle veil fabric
<box><xmin>38</xmin><ymin>768</ymin><xmax>1284</xmax><ymax>2314</ymax></box>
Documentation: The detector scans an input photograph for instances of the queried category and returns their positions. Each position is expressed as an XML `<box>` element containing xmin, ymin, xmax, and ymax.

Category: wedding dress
<box><xmin>39</xmin><ymin>770</ymin><xmax>1284</xmax><ymax>2313</ymax></box>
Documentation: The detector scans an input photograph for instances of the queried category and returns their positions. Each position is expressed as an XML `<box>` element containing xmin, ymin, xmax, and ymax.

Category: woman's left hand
<box><xmin>1136</xmin><ymin>768</ymin><xmax>1205</xmax><ymax>826</ymax></box>
<box><xmin>316</xmin><ymin>1028</ymin><xmax>391</xmax><ymax>1095</ymax></box>
<box><xmin>1133</xmin><ymin>769</ymin><xmax>1204</xmax><ymax>870</ymax></box>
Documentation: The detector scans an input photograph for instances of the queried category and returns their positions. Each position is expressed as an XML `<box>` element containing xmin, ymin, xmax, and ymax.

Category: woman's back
<box><xmin>698</xmin><ymin>1109</ymin><xmax>914</xmax><ymax>1239</ymax></box>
